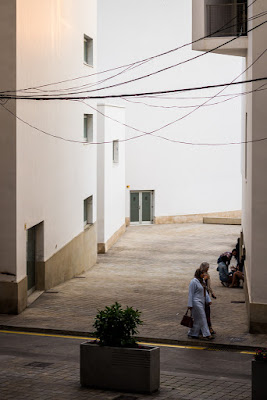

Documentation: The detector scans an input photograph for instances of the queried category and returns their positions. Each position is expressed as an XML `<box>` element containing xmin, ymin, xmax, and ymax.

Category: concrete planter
<box><xmin>80</xmin><ymin>342</ymin><xmax>160</xmax><ymax>393</ymax></box>
<box><xmin>252</xmin><ymin>360</ymin><xmax>267</xmax><ymax>400</ymax></box>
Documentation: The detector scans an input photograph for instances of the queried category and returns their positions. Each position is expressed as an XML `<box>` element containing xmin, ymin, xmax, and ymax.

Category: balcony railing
<box><xmin>206</xmin><ymin>3</ymin><xmax>247</xmax><ymax>37</ymax></box>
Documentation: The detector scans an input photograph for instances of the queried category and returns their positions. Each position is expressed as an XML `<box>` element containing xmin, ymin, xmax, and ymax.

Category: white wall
<box><xmin>15</xmin><ymin>0</ymin><xmax>97</xmax><ymax>281</ymax></box>
<box><xmin>97</xmin><ymin>104</ymin><xmax>125</xmax><ymax>244</ymax></box>
<box><xmin>243</xmin><ymin>0</ymin><xmax>267</xmax><ymax>305</ymax></box>
<box><xmin>98</xmin><ymin>0</ymin><xmax>242</xmax><ymax>220</ymax></box>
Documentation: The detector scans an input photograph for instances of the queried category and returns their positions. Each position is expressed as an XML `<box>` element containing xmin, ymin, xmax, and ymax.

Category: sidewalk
<box><xmin>0</xmin><ymin>355</ymin><xmax>251</xmax><ymax>400</ymax></box>
<box><xmin>1</xmin><ymin>223</ymin><xmax>267</xmax><ymax>349</ymax></box>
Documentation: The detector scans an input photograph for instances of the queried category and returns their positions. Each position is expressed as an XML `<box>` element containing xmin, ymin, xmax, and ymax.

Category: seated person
<box><xmin>217</xmin><ymin>255</ymin><xmax>232</xmax><ymax>286</ymax></box>
<box><xmin>217</xmin><ymin>251</ymin><xmax>232</xmax><ymax>266</ymax></box>
<box><xmin>229</xmin><ymin>248</ymin><xmax>239</xmax><ymax>272</ymax></box>
<box><xmin>218</xmin><ymin>249</ymin><xmax>238</xmax><ymax>269</ymax></box>
<box><xmin>229</xmin><ymin>255</ymin><xmax>245</xmax><ymax>288</ymax></box>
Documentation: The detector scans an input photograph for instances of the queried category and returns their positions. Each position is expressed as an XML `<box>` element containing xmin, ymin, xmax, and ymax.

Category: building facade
<box><xmin>192</xmin><ymin>0</ymin><xmax>267</xmax><ymax>332</ymax></box>
<box><xmin>0</xmin><ymin>0</ymin><xmax>98</xmax><ymax>313</ymax></box>
<box><xmin>98</xmin><ymin>0</ymin><xmax>243</xmax><ymax>226</ymax></box>
<box><xmin>97</xmin><ymin>104</ymin><xmax>126</xmax><ymax>253</ymax></box>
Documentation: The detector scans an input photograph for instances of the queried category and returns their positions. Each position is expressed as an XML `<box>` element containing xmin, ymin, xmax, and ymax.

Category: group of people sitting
<box><xmin>216</xmin><ymin>248</ymin><xmax>244</xmax><ymax>288</ymax></box>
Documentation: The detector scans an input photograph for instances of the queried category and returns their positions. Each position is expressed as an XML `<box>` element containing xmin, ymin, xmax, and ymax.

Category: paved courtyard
<box><xmin>1</xmin><ymin>223</ymin><xmax>267</xmax><ymax>348</ymax></box>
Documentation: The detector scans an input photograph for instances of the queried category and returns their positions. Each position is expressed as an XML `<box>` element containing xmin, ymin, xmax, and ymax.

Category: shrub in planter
<box><xmin>93</xmin><ymin>302</ymin><xmax>142</xmax><ymax>347</ymax></box>
<box><xmin>252</xmin><ymin>349</ymin><xmax>267</xmax><ymax>400</ymax></box>
<box><xmin>80</xmin><ymin>302</ymin><xmax>160</xmax><ymax>393</ymax></box>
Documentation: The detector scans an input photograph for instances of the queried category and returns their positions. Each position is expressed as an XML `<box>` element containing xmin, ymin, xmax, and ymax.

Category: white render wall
<box><xmin>98</xmin><ymin>0</ymin><xmax>242</xmax><ymax>221</ymax></box>
<box><xmin>14</xmin><ymin>0</ymin><xmax>97</xmax><ymax>281</ymax></box>
<box><xmin>243</xmin><ymin>0</ymin><xmax>267</xmax><ymax>306</ymax></box>
<box><xmin>97</xmin><ymin>105</ymin><xmax>125</xmax><ymax>245</ymax></box>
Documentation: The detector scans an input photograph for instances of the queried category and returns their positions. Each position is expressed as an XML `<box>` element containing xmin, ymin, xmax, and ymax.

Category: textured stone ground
<box><xmin>1</xmin><ymin>223</ymin><xmax>267</xmax><ymax>348</ymax></box>
<box><xmin>0</xmin><ymin>355</ymin><xmax>251</xmax><ymax>400</ymax></box>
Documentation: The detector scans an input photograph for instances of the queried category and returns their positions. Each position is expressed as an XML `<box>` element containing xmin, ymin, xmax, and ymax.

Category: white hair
<box><xmin>199</xmin><ymin>262</ymin><xmax>210</xmax><ymax>272</ymax></box>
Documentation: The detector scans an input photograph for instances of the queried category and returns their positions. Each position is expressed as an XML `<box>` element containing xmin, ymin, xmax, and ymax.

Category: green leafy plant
<box><xmin>93</xmin><ymin>302</ymin><xmax>143</xmax><ymax>347</ymax></box>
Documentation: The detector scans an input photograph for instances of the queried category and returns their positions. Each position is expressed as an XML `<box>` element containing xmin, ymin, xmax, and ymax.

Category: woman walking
<box><xmin>187</xmin><ymin>268</ymin><xmax>214</xmax><ymax>340</ymax></box>
<box><xmin>199</xmin><ymin>262</ymin><xmax>216</xmax><ymax>335</ymax></box>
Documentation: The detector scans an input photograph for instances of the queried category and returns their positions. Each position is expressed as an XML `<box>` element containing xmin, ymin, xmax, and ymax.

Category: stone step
<box><xmin>203</xmin><ymin>217</ymin><xmax>241</xmax><ymax>225</ymax></box>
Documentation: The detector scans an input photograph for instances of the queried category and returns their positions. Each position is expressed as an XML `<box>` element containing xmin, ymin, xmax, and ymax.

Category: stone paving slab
<box><xmin>0</xmin><ymin>223</ymin><xmax>267</xmax><ymax>349</ymax></box>
<box><xmin>0</xmin><ymin>355</ymin><xmax>251</xmax><ymax>400</ymax></box>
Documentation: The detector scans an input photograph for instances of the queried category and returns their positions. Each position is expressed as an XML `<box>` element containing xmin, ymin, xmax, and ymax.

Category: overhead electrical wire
<box><xmin>1</xmin><ymin>77</ymin><xmax>267</xmax><ymax>101</ymax></box>
<box><xmin>0</xmin><ymin>0</ymin><xmax>262</xmax><ymax>96</ymax></box>
<box><xmin>122</xmin><ymin>84</ymin><xmax>267</xmax><ymax>109</ymax></box>
<box><xmin>1</xmin><ymin>77</ymin><xmax>266</xmax><ymax>147</ymax></box>
<box><xmin>1</xmin><ymin>1</ymin><xmax>266</xmax><ymax>147</ymax></box>
<box><xmin>18</xmin><ymin>10</ymin><xmax>266</xmax><ymax>96</ymax></box>
<box><xmin>148</xmin><ymin>46</ymin><xmax>267</xmax><ymax>139</ymax></box>
<box><xmin>1</xmin><ymin>46</ymin><xmax>267</xmax><ymax>145</ymax></box>
<box><xmin>0</xmin><ymin>17</ymin><xmax>266</xmax><ymax>102</ymax></box>
<box><xmin>7</xmin><ymin>17</ymin><xmax>265</xmax><ymax>99</ymax></box>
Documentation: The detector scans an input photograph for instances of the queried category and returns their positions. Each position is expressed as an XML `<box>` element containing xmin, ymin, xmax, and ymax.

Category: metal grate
<box><xmin>26</xmin><ymin>362</ymin><xmax>54</xmax><ymax>368</ymax></box>
<box><xmin>112</xmin><ymin>396</ymin><xmax>138</xmax><ymax>400</ymax></box>
<box><xmin>231</xmin><ymin>301</ymin><xmax>245</xmax><ymax>303</ymax></box>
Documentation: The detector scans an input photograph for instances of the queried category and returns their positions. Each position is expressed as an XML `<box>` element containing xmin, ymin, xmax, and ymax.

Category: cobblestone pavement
<box><xmin>0</xmin><ymin>354</ymin><xmax>251</xmax><ymax>400</ymax></box>
<box><xmin>1</xmin><ymin>223</ymin><xmax>267</xmax><ymax>348</ymax></box>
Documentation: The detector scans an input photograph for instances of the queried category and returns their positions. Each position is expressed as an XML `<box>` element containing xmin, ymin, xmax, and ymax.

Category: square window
<box><xmin>84</xmin><ymin>196</ymin><xmax>93</xmax><ymax>226</ymax></box>
<box><xmin>113</xmin><ymin>140</ymin><xmax>119</xmax><ymax>163</ymax></box>
<box><xmin>84</xmin><ymin>114</ymin><xmax>93</xmax><ymax>142</ymax></box>
<box><xmin>84</xmin><ymin>35</ymin><xmax>93</xmax><ymax>65</ymax></box>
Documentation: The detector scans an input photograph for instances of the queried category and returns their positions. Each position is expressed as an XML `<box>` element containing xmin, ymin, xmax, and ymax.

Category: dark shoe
<box><xmin>188</xmin><ymin>335</ymin><xmax>199</xmax><ymax>339</ymax></box>
<box><xmin>210</xmin><ymin>329</ymin><xmax>216</xmax><ymax>335</ymax></box>
<box><xmin>201</xmin><ymin>335</ymin><xmax>215</xmax><ymax>341</ymax></box>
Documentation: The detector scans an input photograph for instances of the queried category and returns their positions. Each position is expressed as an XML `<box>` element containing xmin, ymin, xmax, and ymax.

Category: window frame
<box><xmin>84</xmin><ymin>196</ymin><xmax>93</xmax><ymax>227</ymax></box>
<box><xmin>84</xmin><ymin>35</ymin><xmax>93</xmax><ymax>66</ymax></box>
<box><xmin>84</xmin><ymin>114</ymin><xmax>93</xmax><ymax>142</ymax></box>
<box><xmin>113</xmin><ymin>140</ymin><xmax>119</xmax><ymax>164</ymax></box>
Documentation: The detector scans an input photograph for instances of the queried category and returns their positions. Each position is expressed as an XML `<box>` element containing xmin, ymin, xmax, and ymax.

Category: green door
<box><xmin>130</xmin><ymin>191</ymin><xmax>153</xmax><ymax>224</ymax></box>
<box><xmin>130</xmin><ymin>192</ymin><xmax>139</xmax><ymax>222</ymax></box>
<box><xmin>142</xmin><ymin>192</ymin><xmax>151</xmax><ymax>222</ymax></box>
<box><xmin>27</xmin><ymin>226</ymin><xmax>36</xmax><ymax>291</ymax></box>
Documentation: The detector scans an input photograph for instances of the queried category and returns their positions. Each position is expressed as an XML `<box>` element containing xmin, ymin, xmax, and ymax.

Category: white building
<box><xmin>98</xmin><ymin>0</ymin><xmax>243</xmax><ymax>225</ymax></box>
<box><xmin>97</xmin><ymin>104</ymin><xmax>126</xmax><ymax>253</ymax></box>
<box><xmin>192</xmin><ymin>0</ymin><xmax>267</xmax><ymax>332</ymax></box>
<box><xmin>0</xmin><ymin>0</ymin><xmax>98</xmax><ymax>313</ymax></box>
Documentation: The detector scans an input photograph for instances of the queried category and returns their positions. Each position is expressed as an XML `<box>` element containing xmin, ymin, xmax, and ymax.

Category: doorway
<box><xmin>26</xmin><ymin>221</ymin><xmax>44</xmax><ymax>295</ymax></box>
<box><xmin>27</xmin><ymin>226</ymin><xmax>36</xmax><ymax>293</ymax></box>
<box><xmin>130</xmin><ymin>191</ymin><xmax>154</xmax><ymax>224</ymax></box>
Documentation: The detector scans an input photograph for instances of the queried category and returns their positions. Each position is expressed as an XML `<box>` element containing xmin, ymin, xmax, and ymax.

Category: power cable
<box><xmin>149</xmin><ymin>46</ymin><xmax>267</xmax><ymax>138</ymax></box>
<box><xmin>17</xmin><ymin>17</ymin><xmax>266</xmax><ymax>98</ymax></box>
<box><xmin>0</xmin><ymin>0</ymin><xmax>261</xmax><ymax>95</ymax></box>
<box><xmin>121</xmin><ymin>84</ymin><xmax>267</xmax><ymax>109</ymax></box>
<box><xmin>1</xmin><ymin>77</ymin><xmax>266</xmax><ymax>101</ymax></box>
<box><xmin>1</xmin><ymin>78</ymin><xmax>265</xmax><ymax>147</ymax></box>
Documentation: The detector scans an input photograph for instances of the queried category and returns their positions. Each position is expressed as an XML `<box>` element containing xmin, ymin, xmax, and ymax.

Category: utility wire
<box><xmin>122</xmin><ymin>84</ymin><xmax>267</xmax><ymax>109</ymax></box>
<box><xmin>1</xmin><ymin>77</ymin><xmax>266</xmax><ymax>101</ymax></box>
<box><xmin>149</xmin><ymin>47</ymin><xmax>267</xmax><ymax>137</ymax></box>
<box><xmin>15</xmin><ymin>17</ymin><xmax>266</xmax><ymax>99</ymax></box>
<box><xmin>0</xmin><ymin>0</ymin><xmax>261</xmax><ymax>95</ymax></box>
<box><xmin>1</xmin><ymin>78</ymin><xmax>266</xmax><ymax>147</ymax></box>
<box><xmin>1</xmin><ymin>0</ymin><xmax>265</xmax><ymax>147</ymax></box>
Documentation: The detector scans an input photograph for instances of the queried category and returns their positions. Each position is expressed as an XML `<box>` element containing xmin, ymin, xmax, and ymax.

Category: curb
<box><xmin>0</xmin><ymin>325</ymin><xmax>260</xmax><ymax>352</ymax></box>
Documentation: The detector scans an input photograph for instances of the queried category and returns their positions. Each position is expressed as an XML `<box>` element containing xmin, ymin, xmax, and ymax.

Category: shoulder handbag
<box><xmin>180</xmin><ymin>308</ymin><xmax>194</xmax><ymax>328</ymax></box>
